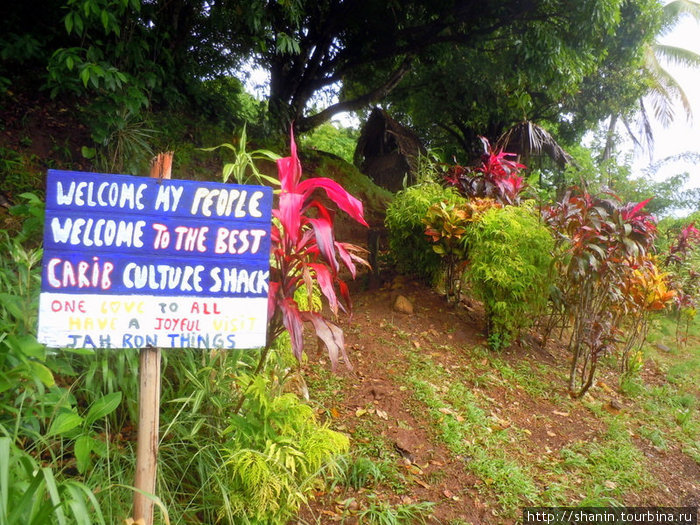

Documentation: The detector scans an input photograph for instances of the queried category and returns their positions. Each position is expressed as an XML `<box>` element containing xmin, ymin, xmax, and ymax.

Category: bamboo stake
<box><xmin>132</xmin><ymin>152</ymin><xmax>173</xmax><ymax>525</ymax></box>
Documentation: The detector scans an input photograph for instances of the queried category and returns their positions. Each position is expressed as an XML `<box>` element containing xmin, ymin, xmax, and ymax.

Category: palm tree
<box><xmin>644</xmin><ymin>0</ymin><xmax>700</xmax><ymax>126</ymax></box>
<box><xmin>605</xmin><ymin>0</ymin><xmax>700</xmax><ymax>159</ymax></box>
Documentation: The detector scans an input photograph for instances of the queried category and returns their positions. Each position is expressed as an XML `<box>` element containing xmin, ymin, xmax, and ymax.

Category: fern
<box><xmin>217</xmin><ymin>375</ymin><xmax>349</xmax><ymax>523</ymax></box>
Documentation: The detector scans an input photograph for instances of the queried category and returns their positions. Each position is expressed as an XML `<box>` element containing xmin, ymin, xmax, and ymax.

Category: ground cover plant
<box><xmin>0</xmin><ymin>129</ymin><xmax>375</xmax><ymax>524</ymax></box>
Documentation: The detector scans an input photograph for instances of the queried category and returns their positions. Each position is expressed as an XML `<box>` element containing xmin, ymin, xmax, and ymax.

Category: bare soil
<box><xmin>299</xmin><ymin>277</ymin><xmax>700</xmax><ymax>524</ymax></box>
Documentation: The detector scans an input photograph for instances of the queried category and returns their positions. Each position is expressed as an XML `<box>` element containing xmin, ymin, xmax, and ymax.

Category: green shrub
<box><xmin>385</xmin><ymin>182</ymin><xmax>465</xmax><ymax>282</ymax></box>
<box><xmin>465</xmin><ymin>204</ymin><xmax>554</xmax><ymax>348</ymax></box>
<box><xmin>217</xmin><ymin>374</ymin><xmax>349</xmax><ymax>523</ymax></box>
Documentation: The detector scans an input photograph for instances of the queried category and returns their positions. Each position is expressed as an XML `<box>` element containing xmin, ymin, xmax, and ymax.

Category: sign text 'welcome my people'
<box><xmin>38</xmin><ymin>170</ymin><xmax>273</xmax><ymax>349</ymax></box>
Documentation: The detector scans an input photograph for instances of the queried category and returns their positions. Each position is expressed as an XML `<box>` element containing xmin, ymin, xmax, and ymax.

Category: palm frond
<box><xmin>643</xmin><ymin>45</ymin><xmax>693</xmax><ymax>121</ymax></box>
<box><xmin>659</xmin><ymin>0</ymin><xmax>700</xmax><ymax>36</ymax></box>
<box><xmin>496</xmin><ymin>121</ymin><xmax>572</xmax><ymax>169</ymax></box>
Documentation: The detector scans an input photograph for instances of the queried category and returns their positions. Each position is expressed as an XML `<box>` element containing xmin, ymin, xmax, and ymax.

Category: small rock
<box><xmin>609</xmin><ymin>399</ymin><xmax>623</xmax><ymax>411</ymax></box>
<box><xmin>655</xmin><ymin>342</ymin><xmax>672</xmax><ymax>353</ymax></box>
<box><xmin>393</xmin><ymin>295</ymin><xmax>414</xmax><ymax>314</ymax></box>
<box><xmin>394</xmin><ymin>440</ymin><xmax>414</xmax><ymax>462</ymax></box>
<box><xmin>370</xmin><ymin>386</ymin><xmax>387</xmax><ymax>400</ymax></box>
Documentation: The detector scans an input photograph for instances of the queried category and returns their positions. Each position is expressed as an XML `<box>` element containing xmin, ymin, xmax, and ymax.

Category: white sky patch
<box><xmin>631</xmin><ymin>13</ymin><xmax>700</xmax><ymax>194</ymax></box>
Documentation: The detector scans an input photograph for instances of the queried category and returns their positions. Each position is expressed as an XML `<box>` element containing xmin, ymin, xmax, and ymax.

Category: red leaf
<box><xmin>301</xmin><ymin>312</ymin><xmax>351</xmax><ymax>370</ymax></box>
<box><xmin>622</xmin><ymin>198</ymin><xmax>652</xmax><ymax>220</ymax></box>
<box><xmin>309</xmin><ymin>263</ymin><xmax>339</xmax><ymax>316</ymax></box>
<box><xmin>280</xmin><ymin>298</ymin><xmax>304</xmax><ymax>361</ymax></box>
<box><xmin>268</xmin><ymin>281</ymin><xmax>280</xmax><ymax>321</ymax></box>
<box><xmin>307</xmin><ymin>214</ymin><xmax>339</xmax><ymax>273</ymax></box>
<box><xmin>335</xmin><ymin>242</ymin><xmax>357</xmax><ymax>278</ymax></box>
<box><xmin>274</xmin><ymin>193</ymin><xmax>305</xmax><ymax>246</ymax></box>
<box><xmin>297</xmin><ymin>177</ymin><xmax>368</xmax><ymax>227</ymax></box>
<box><xmin>277</xmin><ymin>129</ymin><xmax>302</xmax><ymax>192</ymax></box>
<box><xmin>338</xmin><ymin>279</ymin><xmax>351</xmax><ymax>313</ymax></box>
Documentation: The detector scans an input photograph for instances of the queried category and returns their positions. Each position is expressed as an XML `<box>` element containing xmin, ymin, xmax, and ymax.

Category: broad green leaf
<box><xmin>48</xmin><ymin>412</ymin><xmax>83</xmax><ymax>437</ymax></box>
<box><xmin>85</xmin><ymin>391</ymin><xmax>122</xmax><ymax>426</ymax></box>
<box><xmin>27</xmin><ymin>361</ymin><xmax>56</xmax><ymax>388</ymax></box>
<box><xmin>74</xmin><ymin>435</ymin><xmax>92</xmax><ymax>474</ymax></box>
<box><xmin>81</xmin><ymin>146</ymin><xmax>96</xmax><ymax>159</ymax></box>
<box><xmin>80</xmin><ymin>68</ymin><xmax>90</xmax><ymax>88</ymax></box>
<box><xmin>64</xmin><ymin>12</ymin><xmax>74</xmax><ymax>34</ymax></box>
<box><xmin>0</xmin><ymin>293</ymin><xmax>23</xmax><ymax>321</ymax></box>
<box><xmin>16</xmin><ymin>334</ymin><xmax>45</xmax><ymax>359</ymax></box>
<box><xmin>0</xmin><ymin>438</ymin><xmax>8</xmax><ymax>521</ymax></box>
<box><xmin>100</xmin><ymin>10</ymin><xmax>109</xmax><ymax>32</ymax></box>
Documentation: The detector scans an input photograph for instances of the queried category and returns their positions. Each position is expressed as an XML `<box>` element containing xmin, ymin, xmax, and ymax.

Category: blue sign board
<box><xmin>38</xmin><ymin>170</ymin><xmax>273</xmax><ymax>349</ymax></box>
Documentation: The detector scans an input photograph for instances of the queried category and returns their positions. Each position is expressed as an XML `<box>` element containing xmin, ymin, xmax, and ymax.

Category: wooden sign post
<box><xmin>132</xmin><ymin>345</ymin><xmax>161</xmax><ymax>524</ymax></box>
<box><xmin>132</xmin><ymin>153</ymin><xmax>172</xmax><ymax>525</ymax></box>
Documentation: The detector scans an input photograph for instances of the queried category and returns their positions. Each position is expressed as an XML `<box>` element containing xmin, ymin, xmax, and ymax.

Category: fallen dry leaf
<box><xmin>413</xmin><ymin>477</ymin><xmax>430</xmax><ymax>489</ymax></box>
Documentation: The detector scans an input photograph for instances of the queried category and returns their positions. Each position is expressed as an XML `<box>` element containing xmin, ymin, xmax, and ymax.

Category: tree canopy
<box><xmin>0</xmin><ymin>0</ymin><xmax>675</xmax><ymax>157</ymax></box>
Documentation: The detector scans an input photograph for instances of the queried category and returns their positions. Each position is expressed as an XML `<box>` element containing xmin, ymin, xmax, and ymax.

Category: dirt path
<box><xmin>300</xmin><ymin>278</ymin><xmax>700</xmax><ymax>524</ymax></box>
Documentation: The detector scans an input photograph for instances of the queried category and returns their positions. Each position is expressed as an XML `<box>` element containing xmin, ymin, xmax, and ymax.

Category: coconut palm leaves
<box><xmin>628</xmin><ymin>0</ymin><xmax>700</xmax><ymax>153</ymax></box>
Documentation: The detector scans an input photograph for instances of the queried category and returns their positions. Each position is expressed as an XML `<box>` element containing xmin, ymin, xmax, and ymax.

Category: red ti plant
<box><xmin>266</xmin><ymin>130</ymin><xmax>369</xmax><ymax>371</ymax></box>
<box><xmin>443</xmin><ymin>138</ymin><xmax>526</xmax><ymax>205</ymax></box>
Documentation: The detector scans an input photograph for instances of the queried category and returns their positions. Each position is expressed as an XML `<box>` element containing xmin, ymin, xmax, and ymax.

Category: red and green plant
<box><xmin>442</xmin><ymin>138</ymin><xmax>526</xmax><ymax>206</ymax></box>
<box><xmin>663</xmin><ymin>222</ymin><xmax>700</xmax><ymax>345</ymax></box>
<box><xmin>545</xmin><ymin>190</ymin><xmax>658</xmax><ymax>397</ymax></box>
<box><xmin>423</xmin><ymin>198</ymin><xmax>501</xmax><ymax>303</ymax></box>
<box><xmin>385</xmin><ymin>182</ymin><xmax>464</xmax><ymax>282</ymax></box>
<box><xmin>266</xmin><ymin>130</ymin><xmax>369</xmax><ymax>373</ymax></box>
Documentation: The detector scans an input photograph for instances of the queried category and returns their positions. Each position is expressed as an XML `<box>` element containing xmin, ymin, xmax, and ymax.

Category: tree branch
<box><xmin>296</xmin><ymin>56</ymin><xmax>413</xmax><ymax>132</ymax></box>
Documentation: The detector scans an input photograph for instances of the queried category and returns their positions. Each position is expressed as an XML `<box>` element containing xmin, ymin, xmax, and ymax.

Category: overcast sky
<box><xmin>631</xmin><ymin>11</ymin><xmax>700</xmax><ymax>188</ymax></box>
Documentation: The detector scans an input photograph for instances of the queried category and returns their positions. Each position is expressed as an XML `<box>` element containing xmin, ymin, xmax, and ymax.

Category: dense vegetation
<box><xmin>1</xmin><ymin>0</ymin><xmax>699</xmax><ymax>523</ymax></box>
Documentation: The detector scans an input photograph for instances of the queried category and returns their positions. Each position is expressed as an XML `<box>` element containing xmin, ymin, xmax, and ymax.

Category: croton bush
<box><xmin>544</xmin><ymin>191</ymin><xmax>675</xmax><ymax>396</ymax></box>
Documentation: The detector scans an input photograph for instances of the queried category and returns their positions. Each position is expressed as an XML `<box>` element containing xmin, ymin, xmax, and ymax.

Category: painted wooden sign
<box><xmin>37</xmin><ymin>169</ymin><xmax>273</xmax><ymax>349</ymax></box>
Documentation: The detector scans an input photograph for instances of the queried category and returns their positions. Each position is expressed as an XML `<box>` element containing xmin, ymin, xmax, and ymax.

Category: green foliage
<box><xmin>558</xmin><ymin>419</ymin><xmax>650</xmax><ymax>504</ymax></box>
<box><xmin>0</xmin><ymin>149</ymin><xmax>44</xmax><ymax>204</ymax></box>
<box><xmin>46</xmin><ymin>0</ymin><xmax>152</xmax><ymax>113</ymax></box>
<box><xmin>465</xmin><ymin>204</ymin><xmax>554</xmax><ymax>347</ymax></box>
<box><xmin>299</xmin><ymin>123</ymin><xmax>359</xmax><ymax>165</ymax></box>
<box><xmin>0</xmin><ymin>228</ymin><xmax>127</xmax><ymax>524</ymax></box>
<box><xmin>403</xmin><ymin>354</ymin><xmax>538</xmax><ymax>511</ymax></box>
<box><xmin>334</xmin><ymin>455</ymin><xmax>385</xmax><ymax>490</ymax></box>
<box><xmin>201</xmin><ymin>125</ymin><xmax>280</xmax><ymax>186</ymax></box>
<box><xmin>385</xmin><ymin>182</ymin><xmax>465</xmax><ymax>282</ymax></box>
<box><xmin>0</xmin><ymin>437</ymin><xmax>104</xmax><ymax>525</ymax></box>
<box><xmin>356</xmin><ymin>495</ymin><xmax>434</xmax><ymax>524</ymax></box>
<box><xmin>218</xmin><ymin>374</ymin><xmax>349</xmax><ymax>523</ymax></box>
<box><xmin>423</xmin><ymin>198</ymin><xmax>502</xmax><ymax>303</ymax></box>
<box><xmin>89</xmin><ymin>107</ymin><xmax>155</xmax><ymax>175</ymax></box>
